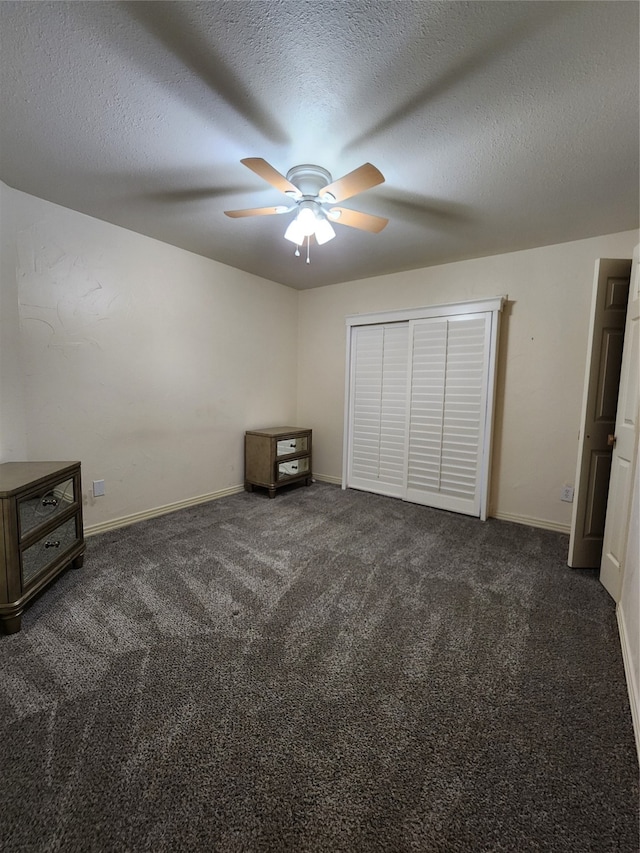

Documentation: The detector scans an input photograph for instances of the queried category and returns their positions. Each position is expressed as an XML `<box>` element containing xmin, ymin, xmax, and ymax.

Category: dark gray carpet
<box><xmin>1</xmin><ymin>482</ymin><xmax>638</xmax><ymax>852</ymax></box>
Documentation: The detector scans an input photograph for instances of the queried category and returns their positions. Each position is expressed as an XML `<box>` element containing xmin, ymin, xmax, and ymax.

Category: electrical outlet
<box><xmin>561</xmin><ymin>485</ymin><xmax>574</xmax><ymax>503</ymax></box>
<box><xmin>92</xmin><ymin>479</ymin><xmax>105</xmax><ymax>497</ymax></box>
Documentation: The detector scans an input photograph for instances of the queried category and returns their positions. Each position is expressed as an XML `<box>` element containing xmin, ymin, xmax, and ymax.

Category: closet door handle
<box><xmin>607</xmin><ymin>434</ymin><xmax>617</xmax><ymax>448</ymax></box>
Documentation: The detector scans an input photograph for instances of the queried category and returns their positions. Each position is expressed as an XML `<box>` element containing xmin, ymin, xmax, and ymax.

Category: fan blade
<box><xmin>240</xmin><ymin>158</ymin><xmax>300</xmax><ymax>196</ymax></box>
<box><xmin>224</xmin><ymin>205</ymin><xmax>291</xmax><ymax>218</ymax></box>
<box><xmin>320</xmin><ymin>163</ymin><xmax>384</xmax><ymax>203</ymax></box>
<box><xmin>329</xmin><ymin>207</ymin><xmax>388</xmax><ymax>233</ymax></box>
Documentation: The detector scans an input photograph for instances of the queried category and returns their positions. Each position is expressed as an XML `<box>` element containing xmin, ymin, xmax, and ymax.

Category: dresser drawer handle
<box><xmin>44</xmin><ymin>540</ymin><xmax>61</xmax><ymax>549</ymax></box>
<box><xmin>42</xmin><ymin>497</ymin><xmax>58</xmax><ymax>507</ymax></box>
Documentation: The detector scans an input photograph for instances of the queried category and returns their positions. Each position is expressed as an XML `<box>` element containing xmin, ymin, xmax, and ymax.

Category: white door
<box><xmin>601</xmin><ymin>246</ymin><xmax>640</xmax><ymax>600</ymax></box>
<box><xmin>347</xmin><ymin>323</ymin><xmax>409</xmax><ymax>498</ymax></box>
<box><xmin>569</xmin><ymin>259</ymin><xmax>631</xmax><ymax>567</ymax></box>
<box><xmin>405</xmin><ymin>314</ymin><xmax>491</xmax><ymax>517</ymax></box>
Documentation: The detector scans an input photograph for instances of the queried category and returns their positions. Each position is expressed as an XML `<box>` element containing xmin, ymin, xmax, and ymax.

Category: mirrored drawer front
<box><xmin>277</xmin><ymin>457</ymin><xmax>310</xmax><ymax>480</ymax></box>
<box><xmin>277</xmin><ymin>437</ymin><xmax>308</xmax><ymax>457</ymax></box>
<box><xmin>19</xmin><ymin>478</ymin><xmax>76</xmax><ymax>538</ymax></box>
<box><xmin>22</xmin><ymin>517</ymin><xmax>78</xmax><ymax>586</ymax></box>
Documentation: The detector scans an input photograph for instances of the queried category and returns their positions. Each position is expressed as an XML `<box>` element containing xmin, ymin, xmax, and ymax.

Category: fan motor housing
<box><xmin>285</xmin><ymin>164</ymin><xmax>332</xmax><ymax>198</ymax></box>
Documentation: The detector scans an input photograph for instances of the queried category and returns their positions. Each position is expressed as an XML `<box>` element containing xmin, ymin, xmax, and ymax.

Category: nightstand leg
<box><xmin>72</xmin><ymin>555</ymin><xmax>84</xmax><ymax>569</ymax></box>
<box><xmin>1</xmin><ymin>612</ymin><xmax>22</xmax><ymax>634</ymax></box>
<box><xmin>268</xmin><ymin>488</ymin><xmax>277</xmax><ymax>498</ymax></box>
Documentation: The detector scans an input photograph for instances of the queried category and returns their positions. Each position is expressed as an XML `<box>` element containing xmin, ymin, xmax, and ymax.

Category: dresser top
<box><xmin>246</xmin><ymin>427</ymin><xmax>310</xmax><ymax>438</ymax></box>
<box><xmin>0</xmin><ymin>462</ymin><xmax>80</xmax><ymax>497</ymax></box>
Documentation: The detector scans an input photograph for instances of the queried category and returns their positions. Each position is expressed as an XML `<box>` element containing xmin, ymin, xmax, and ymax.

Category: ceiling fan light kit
<box><xmin>225</xmin><ymin>158</ymin><xmax>388</xmax><ymax>264</ymax></box>
<box><xmin>313</xmin><ymin>217</ymin><xmax>337</xmax><ymax>245</ymax></box>
<box><xmin>284</xmin><ymin>200</ymin><xmax>336</xmax><ymax>247</ymax></box>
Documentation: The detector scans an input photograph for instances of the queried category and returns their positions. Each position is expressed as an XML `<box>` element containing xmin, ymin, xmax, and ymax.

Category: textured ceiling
<box><xmin>1</xmin><ymin>1</ymin><xmax>638</xmax><ymax>290</ymax></box>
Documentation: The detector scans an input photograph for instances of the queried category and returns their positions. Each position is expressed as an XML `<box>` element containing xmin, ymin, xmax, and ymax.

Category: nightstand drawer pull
<box><xmin>42</xmin><ymin>497</ymin><xmax>58</xmax><ymax>507</ymax></box>
<box><xmin>44</xmin><ymin>540</ymin><xmax>61</xmax><ymax>548</ymax></box>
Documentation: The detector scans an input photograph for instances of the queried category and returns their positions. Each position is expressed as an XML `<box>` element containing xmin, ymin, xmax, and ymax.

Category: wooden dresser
<box><xmin>0</xmin><ymin>461</ymin><xmax>85</xmax><ymax>634</ymax></box>
<box><xmin>245</xmin><ymin>427</ymin><xmax>312</xmax><ymax>498</ymax></box>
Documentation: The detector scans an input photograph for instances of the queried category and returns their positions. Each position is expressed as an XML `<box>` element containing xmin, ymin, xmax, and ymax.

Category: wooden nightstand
<box><xmin>0</xmin><ymin>461</ymin><xmax>85</xmax><ymax>634</ymax></box>
<box><xmin>245</xmin><ymin>427</ymin><xmax>312</xmax><ymax>498</ymax></box>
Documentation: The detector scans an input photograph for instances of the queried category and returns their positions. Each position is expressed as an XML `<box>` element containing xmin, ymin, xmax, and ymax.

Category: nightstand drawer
<box><xmin>19</xmin><ymin>476</ymin><xmax>76</xmax><ymax>539</ymax></box>
<box><xmin>277</xmin><ymin>456</ymin><xmax>310</xmax><ymax>481</ymax></box>
<box><xmin>276</xmin><ymin>436</ymin><xmax>309</xmax><ymax>456</ymax></box>
<box><xmin>21</xmin><ymin>517</ymin><xmax>79</xmax><ymax>586</ymax></box>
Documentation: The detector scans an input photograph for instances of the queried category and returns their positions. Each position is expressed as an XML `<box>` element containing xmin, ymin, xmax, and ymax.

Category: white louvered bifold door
<box><xmin>348</xmin><ymin>323</ymin><xmax>409</xmax><ymax>497</ymax></box>
<box><xmin>405</xmin><ymin>314</ymin><xmax>491</xmax><ymax>516</ymax></box>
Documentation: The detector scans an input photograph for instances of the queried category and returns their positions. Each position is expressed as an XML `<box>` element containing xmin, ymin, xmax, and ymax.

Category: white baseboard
<box><xmin>318</xmin><ymin>485</ymin><xmax>571</xmax><ymax>532</ymax></box>
<box><xmin>85</xmin><ymin>483</ymin><xmax>569</xmax><ymax>538</ymax></box>
<box><xmin>85</xmin><ymin>484</ymin><xmax>245</xmax><ymax>537</ymax></box>
<box><xmin>617</xmin><ymin>604</ymin><xmax>640</xmax><ymax>763</ymax></box>
<box><xmin>87</xmin><ymin>477</ymin><xmax>345</xmax><ymax>536</ymax></box>
<box><xmin>313</xmin><ymin>473</ymin><xmax>342</xmax><ymax>485</ymax></box>
<box><xmin>490</xmin><ymin>510</ymin><xmax>571</xmax><ymax>534</ymax></box>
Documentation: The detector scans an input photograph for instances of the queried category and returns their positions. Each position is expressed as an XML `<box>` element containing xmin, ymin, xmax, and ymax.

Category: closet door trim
<box><xmin>344</xmin><ymin>296</ymin><xmax>505</xmax><ymax>330</ymax></box>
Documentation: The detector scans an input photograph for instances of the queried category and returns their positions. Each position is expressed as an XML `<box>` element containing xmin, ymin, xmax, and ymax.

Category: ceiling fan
<box><xmin>224</xmin><ymin>158</ymin><xmax>388</xmax><ymax>261</ymax></box>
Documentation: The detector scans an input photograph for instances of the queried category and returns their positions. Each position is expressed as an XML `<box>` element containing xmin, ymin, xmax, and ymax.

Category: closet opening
<box><xmin>342</xmin><ymin>297</ymin><xmax>505</xmax><ymax>520</ymax></box>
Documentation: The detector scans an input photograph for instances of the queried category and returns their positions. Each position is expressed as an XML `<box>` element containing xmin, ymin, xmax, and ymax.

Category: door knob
<box><xmin>607</xmin><ymin>434</ymin><xmax>617</xmax><ymax>448</ymax></box>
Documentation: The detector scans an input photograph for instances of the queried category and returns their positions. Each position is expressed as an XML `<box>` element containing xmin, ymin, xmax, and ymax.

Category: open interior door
<box><xmin>569</xmin><ymin>259</ymin><xmax>631</xmax><ymax>567</ymax></box>
<box><xmin>600</xmin><ymin>246</ymin><xmax>640</xmax><ymax>600</ymax></box>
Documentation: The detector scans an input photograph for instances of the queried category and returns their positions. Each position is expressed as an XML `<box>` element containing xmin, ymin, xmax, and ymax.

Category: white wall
<box><xmin>297</xmin><ymin>230</ymin><xmax>639</xmax><ymax>531</ymax></box>
<box><xmin>1</xmin><ymin>183</ymin><xmax>299</xmax><ymax>530</ymax></box>
<box><xmin>0</xmin><ymin>184</ymin><xmax>27</xmax><ymax>459</ymax></box>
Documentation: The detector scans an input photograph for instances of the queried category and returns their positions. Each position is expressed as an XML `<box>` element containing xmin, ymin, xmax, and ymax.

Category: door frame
<box><xmin>342</xmin><ymin>296</ymin><xmax>505</xmax><ymax>520</ymax></box>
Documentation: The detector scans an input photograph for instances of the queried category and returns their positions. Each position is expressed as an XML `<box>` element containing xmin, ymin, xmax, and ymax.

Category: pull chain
<box><xmin>292</xmin><ymin>237</ymin><xmax>310</xmax><ymax>264</ymax></box>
